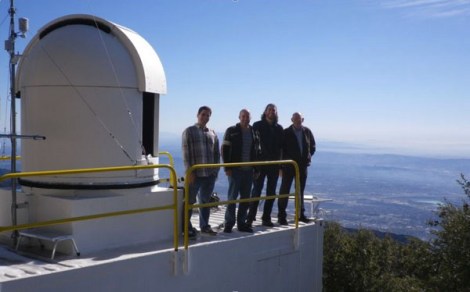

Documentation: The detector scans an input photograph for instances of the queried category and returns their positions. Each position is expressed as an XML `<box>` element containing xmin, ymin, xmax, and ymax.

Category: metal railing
<box><xmin>0</xmin><ymin>155</ymin><xmax>302</xmax><ymax>259</ymax></box>
<box><xmin>158</xmin><ymin>151</ymin><xmax>178</xmax><ymax>187</ymax></box>
<box><xmin>0</xmin><ymin>162</ymin><xmax>180</xmax><ymax>251</ymax></box>
<box><xmin>0</xmin><ymin>155</ymin><xmax>20</xmax><ymax>160</ymax></box>
<box><xmin>183</xmin><ymin>160</ymin><xmax>300</xmax><ymax>249</ymax></box>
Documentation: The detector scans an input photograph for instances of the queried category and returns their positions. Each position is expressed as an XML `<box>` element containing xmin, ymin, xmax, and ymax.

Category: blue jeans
<box><xmin>224</xmin><ymin>168</ymin><xmax>253</xmax><ymax>228</ymax></box>
<box><xmin>188</xmin><ymin>175</ymin><xmax>216</xmax><ymax>229</ymax></box>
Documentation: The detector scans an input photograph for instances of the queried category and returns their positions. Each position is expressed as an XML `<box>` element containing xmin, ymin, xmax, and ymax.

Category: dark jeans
<box><xmin>225</xmin><ymin>168</ymin><xmax>253</xmax><ymax>228</ymax></box>
<box><xmin>278</xmin><ymin>165</ymin><xmax>307</xmax><ymax>219</ymax></box>
<box><xmin>247</xmin><ymin>166</ymin><xmax>279</xmax><ymax>222</ymax></box>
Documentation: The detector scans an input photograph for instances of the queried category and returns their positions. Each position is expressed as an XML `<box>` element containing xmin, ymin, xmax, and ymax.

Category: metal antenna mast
<box><xmin>7</xmin><ymin>0</ymin><xmax>19</xmax><ymax>237</ymax></box>
<box><xmin>4</xmin><ymin>0</ymin><xmax>40</xmax><ymax>243</ymax></box>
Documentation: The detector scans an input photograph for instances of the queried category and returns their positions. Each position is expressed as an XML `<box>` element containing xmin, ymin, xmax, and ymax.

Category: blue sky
<box><xmin>0</xmin><ymin>0</ymin><xmax>469</xmax><ymax>157</ymax></box>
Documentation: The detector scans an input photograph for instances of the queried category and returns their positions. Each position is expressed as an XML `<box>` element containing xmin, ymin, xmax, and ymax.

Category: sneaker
<box><xmin>238</xmin><ymin>225</ymin><xmax>254</xmax><ymax>233</ymax></box>
<box><xmin>299</xmin><ymin>216</ymin><xmax>311</xmax><ymax>223</ymax></box>
<box><xmin>278</xmin><ymin>218</ymin><xmax>288</xmax><ymax>226</ymax></box>
<box><xmin>262</xmin><ymin>219</ymin><xmax>274</xmax><ymax>227</ymax></box>
<box><xmin>245</xmin><ymin>219</ymin><xmax>253</xmax><ymax>228</ymax></box>
<box><xmin>201</xmin><ymin>226</ymin><xmax>217</xmax><ymax>235</ymax></box>
<box><xmin>223</xmin><ymin>226</ymin><xmax>233</xmax><ymax>233</ymax></box>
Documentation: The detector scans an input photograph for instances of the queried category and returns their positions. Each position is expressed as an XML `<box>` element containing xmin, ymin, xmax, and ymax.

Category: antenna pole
<box><xmin>7</xmin><ymin>0</ymin><xmax>18</xmax><ymax>242</ymax></box>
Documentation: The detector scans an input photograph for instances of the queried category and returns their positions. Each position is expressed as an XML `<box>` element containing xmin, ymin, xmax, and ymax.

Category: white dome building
<box><xmin>11</xmin><ymin>15</ymin><xmax>174</xmax><ymax>253</ymax></box>
<box><xmin>17</xmin><ymin>14</ymin><xmax>167</xmax><ymax>189</ymax></box>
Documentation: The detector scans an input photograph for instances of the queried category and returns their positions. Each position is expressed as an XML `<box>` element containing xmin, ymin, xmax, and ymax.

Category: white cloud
<box><xmin>380</xmin><ymin>0</ymin><xmax>470</xmax><ymax>17</ymax></box>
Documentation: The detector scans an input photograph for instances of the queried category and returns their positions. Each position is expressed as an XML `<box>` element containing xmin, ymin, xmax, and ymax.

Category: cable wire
<box><xmin>38</xmin><ymin>42</ymin><xmax>137</xmax><ymax>164</ymax></box>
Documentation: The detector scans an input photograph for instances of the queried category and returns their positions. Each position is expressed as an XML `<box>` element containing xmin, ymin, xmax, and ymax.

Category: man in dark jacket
<box><xmin>246</xmin><ymin>104</ymin><xmax>283</xmax><ymax>227</ymax></box>
<box><xmin>278</xmin><ymin>112</ymin><xmax>316</xmax><ymax>224</ymax></box>
<box><xmin>222</xmin><ymin>109</ymin><xmax>260</xmax><ymax>233</ymax></box>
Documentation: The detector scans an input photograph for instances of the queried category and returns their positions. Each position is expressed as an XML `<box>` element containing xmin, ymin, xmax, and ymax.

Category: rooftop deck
<box><xmin>1</xmin><ymin>205</ymin><xmax>324</xmax><ymax>291</ymax></box>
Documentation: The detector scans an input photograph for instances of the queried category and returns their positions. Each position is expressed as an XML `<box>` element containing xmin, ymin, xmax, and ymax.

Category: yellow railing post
<box><xmin>159</xmin><ymin>151</ymin><xmax>176</xmax><ymax>188</ymax></box>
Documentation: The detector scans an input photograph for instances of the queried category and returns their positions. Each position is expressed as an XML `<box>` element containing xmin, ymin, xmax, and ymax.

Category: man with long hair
<box><xmin>246</xmin><ymin>104</ymin><xmax>283</xmax><ymax>227</ymax></box>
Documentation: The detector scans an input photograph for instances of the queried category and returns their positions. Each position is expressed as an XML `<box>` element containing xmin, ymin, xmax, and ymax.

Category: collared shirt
<box><xmin>240</xmin><ymin>127</ymin><xmax>253</xmax><ymax>170</ymax></box>
<box><xmin>182</xmin><ymin>123</ymin><xmax>220</xmax><ymax>177</ymax></box>
<box><xmin>293</xmin><ymin>126</ymin><xmax>304</xmax><ymax>155</ymax></box>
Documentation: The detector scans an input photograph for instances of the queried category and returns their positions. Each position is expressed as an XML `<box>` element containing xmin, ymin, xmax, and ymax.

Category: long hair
<box><xmin>261</xmin><ymin>103</ymin><xmax>278</xmax><ymax>123</ymax></box>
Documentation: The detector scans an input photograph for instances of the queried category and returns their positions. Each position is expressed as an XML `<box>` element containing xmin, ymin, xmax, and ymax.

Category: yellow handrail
<box><xmin>0</xmin><ymin>155</ymin><xmax>20</xmax><ymax>160</ymax></box>
<box><xmin>158</xmin><ymin>151</ymin><xmax>175</xmax><ymax>167</ymax></box>
<box><xmin>0</xmin><ymin>163</ymin><xmax>180</xmax><ymax>251</ymax></box>
<box><xmin>158</xmin><ymin>151</ymin><xmax>176</xmax><ymax>187</ymax></box>
<box><xmin>183</xmin><ymin>160</ymin><xmax>300</xmax><ymax>249</ymax></box>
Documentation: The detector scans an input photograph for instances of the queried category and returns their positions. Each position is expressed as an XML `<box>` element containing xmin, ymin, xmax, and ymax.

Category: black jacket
<box><xmin>222</xmin><ymin>123</ymin><xmax>260</xmax><ymax>170</ymax></box>
<box><xmin>253</xmin><ymin>119</ymin><xmax>283</xmax><ymax>162</ymax></box>
<box><xmin>282</xmin><ymin>125</ymin><xmax>315</xmax><ymax>169</ymax></box>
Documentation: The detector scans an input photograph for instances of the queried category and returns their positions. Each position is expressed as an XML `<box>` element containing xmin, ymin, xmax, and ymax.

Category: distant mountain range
<box><xmin>329</xmin><ymin>223</ymin><xmax>415</xmax><ymax>243</ymax></box>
